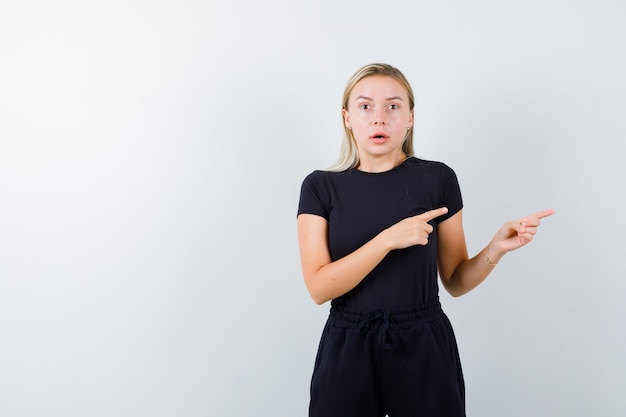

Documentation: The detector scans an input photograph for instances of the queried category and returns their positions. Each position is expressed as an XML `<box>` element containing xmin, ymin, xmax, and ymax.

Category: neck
<box><xmin>357</xmin><ymin>152</ymin><xmax>407</xmax><ymax>173</ymax></box>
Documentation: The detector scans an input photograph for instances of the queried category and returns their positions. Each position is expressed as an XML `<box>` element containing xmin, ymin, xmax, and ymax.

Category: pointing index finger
<box><xmin>535</xmin><ymin>209</ymin><xmax>555</xmax><ymax>220</ymax></box>
<box><xmin>419</xmin><ymin>207</ymin><xmax>449</xmax><ymax>222</ymax></box>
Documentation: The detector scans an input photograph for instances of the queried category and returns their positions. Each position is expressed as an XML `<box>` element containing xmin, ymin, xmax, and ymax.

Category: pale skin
<box><xmin>298</xmin><ymin>75</ymin><xmax>554</xmax><ymax>304</ymax></box>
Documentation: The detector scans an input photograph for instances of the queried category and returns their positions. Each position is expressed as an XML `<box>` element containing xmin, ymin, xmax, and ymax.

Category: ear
<box><xmin>408</xmin><ymin>111</ymin><xmax>414</xmax><ymax>128</ymax></box>
<box><xmin>342</xmin><ymin>108</ymin><xmax>351</xmax><ymax>130</ymax></box>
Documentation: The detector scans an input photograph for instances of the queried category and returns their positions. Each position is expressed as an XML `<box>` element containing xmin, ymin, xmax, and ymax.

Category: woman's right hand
<box><xmin>382</xmin><ymin>207</ymin><xmax>449</xmax><ymax>250</ymax></box>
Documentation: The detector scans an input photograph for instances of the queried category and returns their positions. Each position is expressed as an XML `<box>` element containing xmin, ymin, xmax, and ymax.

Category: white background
<box><xmin>1</xmin><ymin>0</ymin><xmax>625</xmax><ymax>416</ymax></box>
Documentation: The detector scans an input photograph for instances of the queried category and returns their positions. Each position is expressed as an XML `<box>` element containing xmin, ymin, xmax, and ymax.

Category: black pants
<box><xmin>309</xmin><ymin>298</ymin><xmax>465</xmax><ymax>417</ymax></box>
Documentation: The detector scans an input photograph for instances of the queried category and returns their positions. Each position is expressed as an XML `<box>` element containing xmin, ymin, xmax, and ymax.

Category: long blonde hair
<box><xmin>328</xmin><ymin>63</ymin><xmax>415</xmax><ymax>172</ymax></box>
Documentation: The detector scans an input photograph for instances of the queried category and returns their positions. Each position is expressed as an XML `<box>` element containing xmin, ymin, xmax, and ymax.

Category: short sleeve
<box><xmin>297</xmin><ymin>171</ymin><xmax>329</xmax><ymax>219</ymax></box>
<box><xmin>435</xmin><ymin>163</ymin><xmax>463</xmax><ymax>224</ymax></box>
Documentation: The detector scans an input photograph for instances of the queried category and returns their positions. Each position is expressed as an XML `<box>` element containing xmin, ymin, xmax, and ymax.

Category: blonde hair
<box><xmin>328</xmin><ymin>63</ymin><xmax>415</xmax><ymax>172</ymax></box>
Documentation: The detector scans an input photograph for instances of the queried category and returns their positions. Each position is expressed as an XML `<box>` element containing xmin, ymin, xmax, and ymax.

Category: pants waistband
<box><xmin>329</xmin><ymin>298</ymin><xmax>443</xmax><ymax>348</ymax></box>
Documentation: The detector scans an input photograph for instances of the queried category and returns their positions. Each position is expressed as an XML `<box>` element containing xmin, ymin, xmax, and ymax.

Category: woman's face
<box><xmin>343</xmin><ymin>75</ymin><xmax>413</xmax><ymax>160</ymax></box>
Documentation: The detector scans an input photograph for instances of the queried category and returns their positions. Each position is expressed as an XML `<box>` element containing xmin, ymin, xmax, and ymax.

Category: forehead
<box><xmin>349</xmin><ymin>75</ymin><xmax>407</xmax><ymax>101</ymax></box>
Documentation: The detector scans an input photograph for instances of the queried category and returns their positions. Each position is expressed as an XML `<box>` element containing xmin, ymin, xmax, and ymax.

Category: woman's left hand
<box><xmin>492</xmin><ymin>209</ymin><xmax>555</xmax><ymax>254</ymax></box>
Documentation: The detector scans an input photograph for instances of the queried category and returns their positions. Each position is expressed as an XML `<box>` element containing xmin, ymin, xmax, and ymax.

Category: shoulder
<box><xmin>298</xmin><ymin>170</ymin><xmax>349</xmax><ymax>217</ymax></box>
<box><xmin>301</xmin><ymin>169</ymin><xmax>350</xmax><ymax>186</ymax></box>
<box><xmin>302</xmin><ymin>169</ymin><xmax>328</xmax><ymax>182</ymax></box>
<box><xmin>404</xmin><ymin>157</ymin><xmax>458</xmax><ymax>178</ymax></box>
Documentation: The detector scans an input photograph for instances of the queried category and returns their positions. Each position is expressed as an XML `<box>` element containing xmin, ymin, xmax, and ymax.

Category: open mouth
<box><xmin>370</xmin><ymin>132</ymin><xmax>389</xmax><ymax>143</ymax></box>
<box><xmin>370</xmin><ymin>132</ymin><xmax>389</xmax><ymax>139</ymax></box>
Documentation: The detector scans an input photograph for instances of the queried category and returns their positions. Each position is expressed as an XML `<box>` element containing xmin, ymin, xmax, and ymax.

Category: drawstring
<box><xmin>358</xmin><ymin>310</ymin><xmax>398</xmax><ymax>349</ymax></box>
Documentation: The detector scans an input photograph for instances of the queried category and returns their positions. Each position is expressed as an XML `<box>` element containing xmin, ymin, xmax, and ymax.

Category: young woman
<box><xmin>297</xmin><ymin>63</ymin><xmax>553</xmax><ymax>417</ymax></box>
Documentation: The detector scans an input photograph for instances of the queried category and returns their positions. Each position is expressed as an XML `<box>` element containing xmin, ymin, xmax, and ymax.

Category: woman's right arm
<box><xmin>297</xmin><ymin>214</ymin><xmax>393</xmax><ymax>304</ymax></box>
<box><xmin>297</xmin><ymin>208</ymin><xmax>448</xmax><ymax>304</ymax></box>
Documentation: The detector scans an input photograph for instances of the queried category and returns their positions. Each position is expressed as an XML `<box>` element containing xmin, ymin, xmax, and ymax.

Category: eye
<box><xmin>359</xmin><ymin>103</ymin><xmax>370</xmax><ymax>110</ymax></box>
<box><xmin>389</xmin><ymin>104</ymin><xmax>399</xmax><ymax>110</ymax></box>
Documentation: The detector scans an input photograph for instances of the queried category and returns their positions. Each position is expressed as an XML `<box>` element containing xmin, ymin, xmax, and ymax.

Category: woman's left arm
<box><xmin>437</xmin><ymin>209</ymin><xmax>555</xmax><ymax>297</ymax></box>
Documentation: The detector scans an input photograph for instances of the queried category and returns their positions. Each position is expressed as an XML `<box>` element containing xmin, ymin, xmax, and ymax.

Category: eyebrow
<box><xmin>354</xmin><ymin>95</ymin><xmax>404</xmax><ymax>101</ymax></box>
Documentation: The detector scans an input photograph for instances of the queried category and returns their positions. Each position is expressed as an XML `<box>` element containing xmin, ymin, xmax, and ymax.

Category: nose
<box><xmin>372</xmin><ymin>108</ymin><xmax>386</xmax><ymax>125</ymax></box>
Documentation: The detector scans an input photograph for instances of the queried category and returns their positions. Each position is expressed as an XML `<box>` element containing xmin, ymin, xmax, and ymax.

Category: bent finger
<box><xmin>518</xmin><ymin>232</ymin><xmax>535</xmax><ymax>245</ymax></box>
<box><xmin>522</xmin><ymin>226</ymin><xmax>538</xmax><ymax>235</ymax></box>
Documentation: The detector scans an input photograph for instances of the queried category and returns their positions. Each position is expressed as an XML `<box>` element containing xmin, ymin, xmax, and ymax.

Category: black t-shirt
<box><xmin>297</xmin><ymin>157</ymin><xmax>463</xmax><ymax>310</ymax></box>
